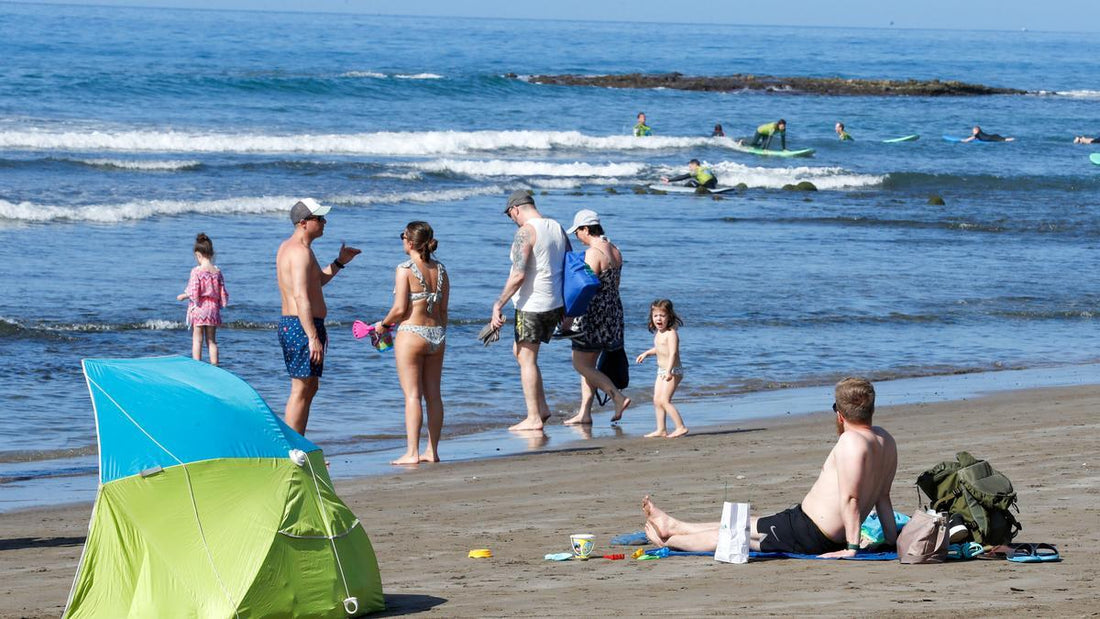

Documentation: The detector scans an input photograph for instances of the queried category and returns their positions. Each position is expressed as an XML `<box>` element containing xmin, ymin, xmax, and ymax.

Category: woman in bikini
<box><xmin>376</xmin><ymin>221</ymin><xmax>449</xmax><ymax>465</ymax></box>
<box><xmin>563</xmin><ymin>209</ymin><xmax>631</xmax><ymax>425</ymax></box>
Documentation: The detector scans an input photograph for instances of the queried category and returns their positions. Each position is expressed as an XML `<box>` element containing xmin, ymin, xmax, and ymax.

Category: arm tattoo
<box><xmin>510</xmin><ymin>228</ymin><xmax>531</xmax><ymax>273</ymax></box>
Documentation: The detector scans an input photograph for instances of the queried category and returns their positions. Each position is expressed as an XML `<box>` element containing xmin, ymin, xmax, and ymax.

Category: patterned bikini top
<box><xmin>399</xmin><ymin>259</ymin><xmax>447</xmax><ymax>314</ymax></box>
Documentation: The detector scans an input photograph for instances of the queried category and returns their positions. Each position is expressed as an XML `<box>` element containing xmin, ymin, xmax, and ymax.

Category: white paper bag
<box><xmin>714</xmin><ymin>501</ymin><xmax>750</xmax><ymax>564</ymax></box>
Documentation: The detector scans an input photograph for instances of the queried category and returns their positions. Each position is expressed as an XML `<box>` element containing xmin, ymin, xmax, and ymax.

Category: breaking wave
<box><xmin>74</xmin><ymin>158</ymin><xmax>202</xmax><ymax>171</ymax></box>
<box><xmin>0</xmin><ymin>128</ymin><xmax>733</xmax><ymax>156</ymax></box>
<box><xmin>659</xmin><ymin>160</ymin><xmax>884</xmax><ymax>190</ymax></box>
<box><xmin>412</xmin><ymin>158</ymin><xmax>646</xmax><ymax>178</ymax></box>
<box><xmin>0</xmin><ymin>187</ymin><xmax>501</xmax><ymax>223</ymax></box>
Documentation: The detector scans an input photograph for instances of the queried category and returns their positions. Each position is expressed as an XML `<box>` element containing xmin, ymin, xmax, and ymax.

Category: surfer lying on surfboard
<box><xmin>661</xmin><ymin>159</ymin><xmax>718</xmax><ymax>189</ymax></box>
<box><xmin>962</xmin><ymin>125</ymin><xmax>1015</xmax><ymax>142</ymax></box>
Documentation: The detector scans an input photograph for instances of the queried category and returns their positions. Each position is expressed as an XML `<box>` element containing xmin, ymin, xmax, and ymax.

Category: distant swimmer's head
<box><xmin>778</xmin><ymin>119</ymin><xmax>787</xmax><ymax>129</ymax></box>
<box><xmin>834</xmin><ymin>377</ymin><xmax>875</xmax><ymax>430</ymax></box>
<box><xmin>637</xmin><ymin>112</ymin><xmax>647</xmax><ymax>123</ymax></box>
<box><xmin>972</xmin><ymin>126</ymin><xmax>982</xmax><ymax>135</ymax></box>
<box><xmin>290</xmin><ymin>198</ymin><xmax>331</xmax><ymax>234</ymax></box>
<box><xmin>835</xmin><ymin>122</ymin><xmax>845</xmax><ymax>132</ymax></box>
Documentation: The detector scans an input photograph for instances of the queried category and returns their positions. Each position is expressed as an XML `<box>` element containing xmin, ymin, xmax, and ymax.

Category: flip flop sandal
<box><xmin>1008</xmin><ymin>543</ymin><xmax>1061</xmax><ymax>563</ymax></box>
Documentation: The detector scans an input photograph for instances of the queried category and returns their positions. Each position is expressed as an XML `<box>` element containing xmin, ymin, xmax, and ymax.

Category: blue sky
<box><xmin>17</xmin><ymin>0</ymin><xmax>1100</xmax><ymax>32</ymax></box>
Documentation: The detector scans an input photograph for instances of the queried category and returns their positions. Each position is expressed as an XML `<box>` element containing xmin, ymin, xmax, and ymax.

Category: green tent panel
<box><xmin>65</xmin><ymin>357</ymin><xmax>384</xmax><ymax>617</ymax></box>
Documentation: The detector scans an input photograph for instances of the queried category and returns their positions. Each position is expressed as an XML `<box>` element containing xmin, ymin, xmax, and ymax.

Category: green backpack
<box><xmin>916</xmin><ymin>451</ymin><xmax>1022</xmax><ymax>546</ymax></box>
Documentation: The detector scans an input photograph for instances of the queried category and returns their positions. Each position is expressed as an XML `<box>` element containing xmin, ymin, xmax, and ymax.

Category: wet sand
<box><xmin>2</xmin><ymin>384</ymin><xmax>1097</xmax><ymax>617</ymax></box>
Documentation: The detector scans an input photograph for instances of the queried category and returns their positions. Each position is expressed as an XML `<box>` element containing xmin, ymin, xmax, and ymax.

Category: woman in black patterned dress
<box><xmin>563</xmin><ymin>209</ymin><xmax>632</xmax><ymax>425</ymax></box>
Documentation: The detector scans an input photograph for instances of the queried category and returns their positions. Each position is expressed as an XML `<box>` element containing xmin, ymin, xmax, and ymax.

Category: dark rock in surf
<box><xmin>515</xmin><ymin>73</ymin><xmax>1026</xmax><ymax>96</ymax></box>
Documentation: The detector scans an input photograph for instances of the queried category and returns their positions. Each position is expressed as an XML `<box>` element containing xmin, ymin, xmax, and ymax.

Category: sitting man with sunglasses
<box><xmin>642</xmin><ymin>377</ymin><xmax>897</xmax><ymax>558</ymax></box>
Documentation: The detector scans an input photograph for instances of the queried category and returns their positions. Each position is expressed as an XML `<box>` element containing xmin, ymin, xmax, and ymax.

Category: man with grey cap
<box><xmin>276</xmin><ymin>198</ymin><xmax>361</xmax><ymax>435</ymax></box>
<box><xmin>491</xmin><ymin>190</ymin><xmax>570</xmax><ymax>431</ymax></box>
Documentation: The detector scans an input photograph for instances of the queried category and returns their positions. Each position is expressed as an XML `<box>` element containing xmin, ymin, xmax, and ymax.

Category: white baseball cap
<box><xmin>567</xmin><ymin>209</ymin><xmax>601</xmax><ymax>233</ymax></box>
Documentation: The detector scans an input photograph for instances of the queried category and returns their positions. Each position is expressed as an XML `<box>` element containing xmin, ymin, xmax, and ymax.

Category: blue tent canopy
<box><xmin>83</xmin><ymin>356</ymin><xmax>316</xmax><ymax>484</ymax></box>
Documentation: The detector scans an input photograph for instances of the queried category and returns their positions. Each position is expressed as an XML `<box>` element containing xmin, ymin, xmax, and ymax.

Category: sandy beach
<box><xmin>2</xmin><ymin>383</ymin><xmax>1097</xmax><ymax>617</ymax></box>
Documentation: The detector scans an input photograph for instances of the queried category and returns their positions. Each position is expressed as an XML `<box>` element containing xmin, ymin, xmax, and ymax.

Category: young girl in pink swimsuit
<box><xmin>177</xmin><ymin>233</ymin><xmax>229</xmax><ymax>364</ymax></box>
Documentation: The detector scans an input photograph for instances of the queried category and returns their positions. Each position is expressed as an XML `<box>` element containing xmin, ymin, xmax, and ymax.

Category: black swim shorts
<box><xmin>756</xmin><ymin>504</ymin><xmax>845</xmax><ymax>555</ymax></box>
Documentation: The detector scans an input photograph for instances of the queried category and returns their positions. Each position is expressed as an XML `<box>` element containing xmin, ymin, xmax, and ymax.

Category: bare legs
<box><xmin>642</xmin><ymin>496</ymin><xmax>764</xmax><ymax>552</ymax></box>
<box><xmin>646</xmin><ymin>374</ymin><xmax>688</xmax><ymax>438</ymax></box>
<box><xmin>421</xmin><ymin>342</ymin><xmax>445</xmax><ymax>462</ymax></box>
<box><xmin>565</xmin><ymin>350</ymin><xmax>631</xmax><ymax>425</ymax></box>
<box><xmin>510</xmin><ymin>341</ymin><xmax>551</xmax><ymax>430</ymax></box>
<box><xmin>190</xmin><ymin>326</ymin><xmax>219</xmax><ymax>365</ymax></box>
<box><xmin>285</xmin><ymin>376</ymin><xmax>319</xmax><ymax>436</ymax></box>
<box><xmin>393</xmin><ymin>331</ymin><xmax>446</xmax><ymax>465</ymax></box>
<box><xmin>190</xmin><ymin>325</ymin><xmax>203</xmax><ymax>361</ymax></box>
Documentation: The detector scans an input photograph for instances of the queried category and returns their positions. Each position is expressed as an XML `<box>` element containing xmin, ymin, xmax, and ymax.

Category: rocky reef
<box><xmin>508</xmin><ymin>73</ymin><xmax>1025</xmax><ymax>96</ymax></box>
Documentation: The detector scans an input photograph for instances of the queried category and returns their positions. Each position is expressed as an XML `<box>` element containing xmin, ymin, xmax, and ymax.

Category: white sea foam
<box><xmin>341</xmin><ymin>71</ymin><xmax>387</xmax><ymax>78</ymax></box>
<box><xmin>75</xmin><ymin>158</ymin><xmax>201</xmax><ymax>171</ymax></box>
<box><xmin>657</xmin><ymin>161</ymin><xmax>884</xmax><ymax>190</ymax></box>
<box><xmin>326</xmin><ymin>186</ymin><xmax>502</xmax><ymax>206</ymax></box>
<box><xmin>528</xmin><ymin>178</ymin><xmax>582</xmax><ymax>189</ymax></box>
<box><xmin>0</xmin><ymin>187</ymin><xmax>500</xmax><ymax>223</ymax></box>
<box><xmin>51</xmin><ymin>320</ymin><xmax>186</xmax><ymax>332</ymax></box>
<box><xmin>0</xmin><ymin>129</ymin><xmax>728</xmax><ymax>156</ymax></box>
<box><xmin>373</xmin><ymin>170</ymin><xmax>423</xmax><ymax>181</ymax></box>
<box><xmin>394</xmin><ymin>73</ymin><xmax>443</xmax><ymax>80</ymax></box>
<box><xmin>1035</xmin><ymin>90</ymin><xmax>1100</xmax><ymax>99</ymax></box>
<box><xmin>412</xmin><ymin>158</ymin><xmax>646</xmax><ymax>178</ymax></box>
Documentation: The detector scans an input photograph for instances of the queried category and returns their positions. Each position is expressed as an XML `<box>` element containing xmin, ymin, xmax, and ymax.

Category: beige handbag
<box><xmin>897</xmin><ymin>509</ymin><xmax>948</xmax><ymax>564</ymax></box>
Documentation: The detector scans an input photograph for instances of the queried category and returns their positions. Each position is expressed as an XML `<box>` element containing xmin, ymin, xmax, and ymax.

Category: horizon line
<box><xmin>3</xmin><ymin>0</ymin><xmax>1095</xmax><ymax>35</ymax></box>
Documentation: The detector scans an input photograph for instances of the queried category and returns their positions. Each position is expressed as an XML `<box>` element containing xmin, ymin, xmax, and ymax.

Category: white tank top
<box><xmin>512</xmin><ymin>217</ymin><xmax>567</xmax><ymax>313</ymax></box>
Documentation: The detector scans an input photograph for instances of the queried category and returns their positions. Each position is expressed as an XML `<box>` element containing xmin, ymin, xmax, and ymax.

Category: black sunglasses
<box><xmin>832</xmin><ymin>402</ymin><xmax>838</xmax><ymax>413</ymax></box>
<box><xmin>304</xmin><ymin>215</ymin><xmax>326</xmax><ymax>223</ymax></box>
<box><xmin>400</xmin><ymin>231</ymin><xmax>407</xmax><ymax>240</ymax></box>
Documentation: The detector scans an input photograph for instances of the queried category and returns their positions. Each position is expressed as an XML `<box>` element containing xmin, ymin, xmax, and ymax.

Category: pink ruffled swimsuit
<box><xmin>185</xmin><ymin>267</ymin><xmax>229</xmax><ymax>327</ymax></box>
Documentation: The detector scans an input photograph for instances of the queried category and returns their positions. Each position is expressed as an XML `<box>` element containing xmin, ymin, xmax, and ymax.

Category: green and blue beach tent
<box><xmin>64</xmin><ymin>356</ymin><xmax>384</xmax><ymax>618</ymax></box>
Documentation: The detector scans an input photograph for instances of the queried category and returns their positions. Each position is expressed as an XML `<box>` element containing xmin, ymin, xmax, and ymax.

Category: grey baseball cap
<box><xmin>505</xmin><ymin>189</ymin><xmax>535</xmax><ymax>213</ymax></box>
<box><xmin>290</xmin><ymin>198</ymin><xmax>331</xmax><ymax>224</ymax></box>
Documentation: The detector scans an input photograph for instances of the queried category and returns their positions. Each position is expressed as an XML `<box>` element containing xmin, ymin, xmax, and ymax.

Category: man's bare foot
<box><xmin>610</xmin><ymin>392</ymin><xmax>632</xmax><ymax>422</ymax></box>
<box><xmin>642</xmin><ymin>495</ymin><xmax>674</xmax><ymax>540</ymax></box>
<box><xmin>644</xmin><ymin>429</ymin><xmax>666</xmax><ymax>438</ymax></box>
<box><xmin>419</xmin><ymin>452</ymin><xmax>440</xmax><ymax>463</ymax></box>
<box><xmin>667</xmin><ymin>427</ymin><xmax>689</xmax><ymax>438</ymax></box>
<box><xmin>644</xmin><ymin>521</ymin><xmax>668</xmax><ymax>547</ymax></box>
<box><xmin>510</xmin><ymin>417</ymin><xmax>545</xmax><ymax>431</ymax></box>
<box><xmin>391</xmin><ymin>454</ymin><xmax>420</xmax><ymax>466</ymax></box>
<box><xmin>564</xmin><ymin>411</ymin><xmax>592</xmax><ymax>425</ymax></box>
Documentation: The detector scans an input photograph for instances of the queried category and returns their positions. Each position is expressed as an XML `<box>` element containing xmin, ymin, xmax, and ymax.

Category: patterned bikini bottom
<box><xmin>397</xmin><ymin>324</ymin><xmax>447</xmax><ymax>353</ymax></box>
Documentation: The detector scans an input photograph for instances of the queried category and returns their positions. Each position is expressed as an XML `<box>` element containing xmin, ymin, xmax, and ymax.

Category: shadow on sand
<box><xmin>374</xmin><ymin>593</ymin><xmax>448</xmax><ymax>616</ymax></box>
<box><xmin>0</xmin><ymin>536</ymin><xmax>86</xmax><ymax>551</ymax></box>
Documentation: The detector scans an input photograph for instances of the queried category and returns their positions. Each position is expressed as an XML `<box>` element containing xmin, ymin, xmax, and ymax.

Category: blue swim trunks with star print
<box><xmin>278</xmin><ymin>316</ymin><xmax>327</xmax><ymax>378</ymax></box>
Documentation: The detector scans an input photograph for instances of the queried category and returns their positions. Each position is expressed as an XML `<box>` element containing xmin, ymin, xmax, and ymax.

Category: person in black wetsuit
<box><xmin>963</xmin><ymin>125</ymin><xmax>1014</xmax><ymax>142</ymax></box>
<box><xmin>661</xmin><ymin>159</ymin><xmax>718</xmax><ymax>189</ymax></box>
<box><xmin>1074</xmin><ymin>135</ymin><xmax>1099</xmax><ymax>144</ymax></box>
<box><xmin>711</xmin><ymin>123</ymin><xmax>725</xmax><ymax>137</ymax></box>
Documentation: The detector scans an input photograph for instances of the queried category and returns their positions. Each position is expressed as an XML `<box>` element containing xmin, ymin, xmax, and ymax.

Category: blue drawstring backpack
<box><xmin>562</xmin><ymin>251</ymin><xmax>600</xmax><ymax>317</ymax></box>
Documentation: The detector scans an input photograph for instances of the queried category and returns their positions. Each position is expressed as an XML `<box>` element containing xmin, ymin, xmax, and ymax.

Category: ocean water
<box><xmin>3</xmin><ymin>4</ymin><xmax>1100</xmax><ymax>503</ymax></box>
